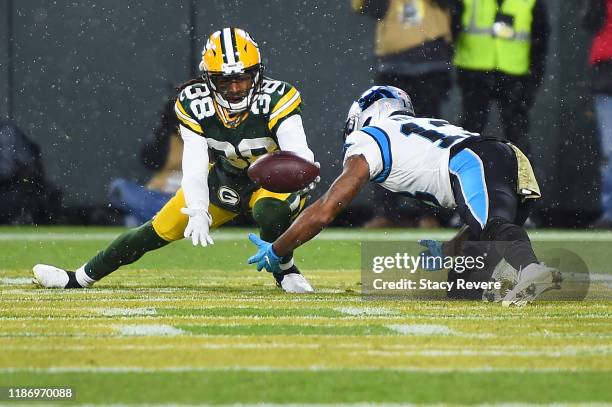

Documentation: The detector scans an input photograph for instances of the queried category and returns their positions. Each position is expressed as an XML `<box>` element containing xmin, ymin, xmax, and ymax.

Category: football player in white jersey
<box><xmin>247</xmin><ymin>85</ymin><xmax>562</xmax><ymax>307</ymax></box>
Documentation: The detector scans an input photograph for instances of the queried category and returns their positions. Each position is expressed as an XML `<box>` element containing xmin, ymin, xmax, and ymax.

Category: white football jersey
<box><xmin>343</xmin><ymin>114</ymin><xmax>478</xmax><ymax>208</ymax></box>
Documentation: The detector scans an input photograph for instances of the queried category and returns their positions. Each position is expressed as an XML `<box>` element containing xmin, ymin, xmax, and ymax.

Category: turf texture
<box><xmin>0</xmin><ymin>227</ymin><xmax>610</xmax><ymax>405</ymax></box>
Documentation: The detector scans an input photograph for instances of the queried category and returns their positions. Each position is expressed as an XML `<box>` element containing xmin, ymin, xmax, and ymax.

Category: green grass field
<box><xmin>1</xmin><ymin>226</ymin><xmax>611</xmax><ymax>405</ymax></box>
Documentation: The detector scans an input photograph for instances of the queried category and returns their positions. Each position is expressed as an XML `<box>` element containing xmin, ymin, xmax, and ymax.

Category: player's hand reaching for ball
<box><xmin>247</xmin><ymin>233</ymin><xmax>281</xmax><ymax>273</ymax></box>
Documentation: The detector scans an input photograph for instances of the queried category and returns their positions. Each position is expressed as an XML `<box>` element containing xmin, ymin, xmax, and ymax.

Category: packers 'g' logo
<box><xmin>218</xmin><ymin>187</ymin><xmax>240</xmax><ymax>206</ymax></box>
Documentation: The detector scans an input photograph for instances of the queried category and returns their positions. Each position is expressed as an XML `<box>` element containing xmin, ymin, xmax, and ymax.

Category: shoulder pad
<box><xmin>175</xmin><ymin>83</ymin><xmax>215</xmax><ymax>134</ymax></box>
<box><xmin>259</xmin><ymin>78</ymin><xmax>302</xmax><ymax>130</ymax></box>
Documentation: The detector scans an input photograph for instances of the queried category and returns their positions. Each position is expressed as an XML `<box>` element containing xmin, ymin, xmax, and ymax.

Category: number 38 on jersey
<box><xmin>174</xmin><ymin>78</ymin><xmax>302</xmax><ymax>170</ymax></box>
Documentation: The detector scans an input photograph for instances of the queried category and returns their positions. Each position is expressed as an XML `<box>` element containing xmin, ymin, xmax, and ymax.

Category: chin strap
<box><xmin>213</xmin><ymin>99</ymin><xmax>249</xmax><ymax>128</ymax></box>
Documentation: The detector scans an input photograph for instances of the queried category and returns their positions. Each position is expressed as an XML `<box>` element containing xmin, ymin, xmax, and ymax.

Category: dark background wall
<box><xmin>1</xmin><ymin>0</ymin><xmax>10</xmax><ymax>119</ymax></box>
<box><xmin>0</xmin><ymin>0</ymin><xmax>602</xmax><ymax>224</ymax></box>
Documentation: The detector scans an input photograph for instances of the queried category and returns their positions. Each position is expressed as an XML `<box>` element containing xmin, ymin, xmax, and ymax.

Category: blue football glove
<box><xmin>418</xmin><ymin>239</ymin><xmax>444</xmax><ymax>271</ymax></box>
<box><xmin>247</xmin><ymin>233</ymin><xmax>281</xmax><ymax>273</ymax></box>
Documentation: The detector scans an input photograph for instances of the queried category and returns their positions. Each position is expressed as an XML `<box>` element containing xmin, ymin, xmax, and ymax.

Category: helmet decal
<box><xmin>343</xmin><ymin>85</ymin><xmax>415</xmax><ymax>139</ymax></box>
<box><xmin>200</xmin><ymin>27</ymin><xmax>264</xmax><ymax>114</ymax></box>
<box><xmin>358</xmin><ymin>88</ymin><xmax>397</xmax><ymax>110</ymax></box>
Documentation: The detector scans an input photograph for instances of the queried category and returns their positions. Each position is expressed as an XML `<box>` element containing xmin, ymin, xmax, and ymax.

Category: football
<box><xmin>247</xmin><ymin>151</ymin><xmax>320</xmax><ymax>193</ymax></box>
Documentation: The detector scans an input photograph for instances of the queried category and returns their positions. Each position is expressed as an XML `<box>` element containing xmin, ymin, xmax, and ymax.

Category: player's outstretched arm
<box><xmin>274</xmin><ymin>155</ymin><xmax>370</xmax><ymax>256</ymax></box>
<box><xmin>247</xmin><ymin>155</ymin><xmax>370</xmax><ymax>272</ymax></box>
<box><xmin>179</xmin><ymin>125</ymin><xmax>214</xmax><ymax>247</ymax></box>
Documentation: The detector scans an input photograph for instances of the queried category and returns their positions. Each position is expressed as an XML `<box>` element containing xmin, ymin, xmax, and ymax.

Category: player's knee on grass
<box><xmin>252</xmin><ymin>197</ymin><xmax>292</xmax><ymax>242</ymax></box>
<box><xmin>480</xmin><ymin>217</ymin><xmax>537</xmax><ymax>270</ymax></box>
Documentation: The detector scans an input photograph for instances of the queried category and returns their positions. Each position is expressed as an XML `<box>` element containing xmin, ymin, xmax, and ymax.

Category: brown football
<box><xmin>247</xmin><ymin>151</ymin><xmax>319</xmax><ymax>193</ymax></box>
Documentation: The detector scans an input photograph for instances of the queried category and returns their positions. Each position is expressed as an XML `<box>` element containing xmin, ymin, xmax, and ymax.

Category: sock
<box><xmin>279</xmin><ymin>257</ymin><xmax>294</xmax><ymax>271</ymax></box>
<box><xmin>75</xmin><ymin>265</ymin><xmax>95</xmax><ymax>287</ymax></box>
<box><xmin>84</xmin><ymin>221</ymin><xmax>169</xmax><ymax>281</ymax></box>
<box><xmin>252</xmin><ymin>197</ymin><xmax>294</xmax><ymax>266</ymax></box>
<box><xmin>481</xmin><ymin>218</ymin><xmax>538</xmax><ymax>270</ymax></box>
<box><xmin>64</xmin><ymin>269</ymin><xmax>84</xmax><ymax>288</ymax></box>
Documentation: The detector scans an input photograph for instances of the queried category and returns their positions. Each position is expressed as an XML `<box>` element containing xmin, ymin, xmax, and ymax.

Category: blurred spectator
<box><xmin>584</xmin><ymin>0</ymin><xmax>612</xmax><ymax>228</ymax></box>
<box><xmin>452</xmin><ymin>0</ymin><xmax>549</xmax><ymax>156</ymax></box>
<box><xmin>0</xmin><ymin>121</ymin><xmax>61</xmax><ymax>224</ymax></box>
<box><xmin>352</xmin><ymin>0</ymin><xmax>454</xmax><ymax>228</ymax></box>
<box><xmin>109</xmin><ymin>97</ymin><xmax>182</xmax><ymax>226</ymax></box>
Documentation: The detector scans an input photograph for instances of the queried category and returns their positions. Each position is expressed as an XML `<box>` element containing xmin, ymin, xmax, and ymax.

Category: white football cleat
<box><xmin>482</xmin><ymin>259</ymin><xmax>518</xmax><ymax>302</ymax></box>
<box><xmin>502</xmin><ymin>263</ymin><xmax>562</xmax><ymax>307</ymax></box>
<box><xmin>32</xmin><ymin>264</ymin><xmax>70</xmax><ymax>288</ymax></box>
<box><xmin>280</xmin><ymin>273</ymin><xmax>315</xmax><ymax>294</ymax></box>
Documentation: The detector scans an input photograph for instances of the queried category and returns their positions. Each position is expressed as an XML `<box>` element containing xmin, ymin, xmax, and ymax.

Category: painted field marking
<box><xmin>334</xmin><ymin>307</ymin><xmax>399</xmax><ymax>316</ymax></box>
<box><xmin>98</xmin><ymin>307</ymin><xmax>157</xmax><ymax>316</ymax></box>
<box><xmin>0</xmin><ymin>366</ymin><xmax>607</xmax><ymax>374</ymax></box>
<box><xmin>0</xmin><ymin>403</ymin><xmax>599</xmax><ymax>407</ymax></box>
<box><xmin>116</xmin><ymin>324</ymin><xmax>184</xmax><ymax>337</ymax></box>
<box><xmin>386</xmin><ymin>324</ymin><xmax>455</xmax><ymax>336</ymax></box>
<box><xmin>2</xmin><ymin>344</ymin><xmax>610</xmax><ymax>355</ymax></box>
<box><xmin>359</xmin><ymin>347</ymin><xmax>612</xmax><ymax>357</ymax></box>
<box><xmin>0</xmin><ymin>277</ymin><xmax>34</xmax><ymax>285</ymax></box>
<box><xmin>145</xmin><ymin>404</ymin><xmax>602</xmax><ymax>407</ymax></box>
<box><xmin>315</xmin><ymin>288</ymin><xmax>346</xmax><ymax>294</ymax></box>
<box><xmin>6</xmin><ymin>330</ymin><xmax>608</xmax><ymax>339</ymax></box>
<box><xmin>1</xmin><ymin>305</ymin><xmax>611</xmax><ymax>321</ymax></box>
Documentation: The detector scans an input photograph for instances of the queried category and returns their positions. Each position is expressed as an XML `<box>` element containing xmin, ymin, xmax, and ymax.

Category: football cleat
<box><xmin>32</xmin><ymin>264</ymin><xmax>83</xmax><ymax>289</ymax></box>
<box><xmin>482</xmin><ymin>259</ymin><xmax>518</xmax><ymax>302</ymax></box>
<box><xmin>273</xmin><ymin>266</ymin><xmax>314</xmax><ymax>294</ymax></box>
<box><xmin>502</xmin><ymin>263</ymin><xmax>562</xmax><ymax>307</ymax></box>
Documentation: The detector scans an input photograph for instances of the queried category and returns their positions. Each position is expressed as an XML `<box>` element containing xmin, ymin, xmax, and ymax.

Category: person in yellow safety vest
<box><xmin>452</xmin><ymin>0</ymin><xmax>549</xmax><ymax>156</ymax></box>
<box><xmin>351</xmin><ymin>0</ymin><xmax>455</xmax><ymax>228</ymax></box>
<box><xmin>584</xmin><ymin>0</ymin><xmax>612</xmax><ymax>228</ymax></box>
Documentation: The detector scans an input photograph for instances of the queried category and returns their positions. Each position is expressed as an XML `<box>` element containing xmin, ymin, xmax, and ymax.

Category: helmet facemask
<box><xmin>205</xmin><ymin>64</ymin><xmax>263</xmax><ymax>114</ymax></box>
<box><xmin>200</xmin><ymin>28</ymin><xmax>264</xmax><ymax>116</ymax></box>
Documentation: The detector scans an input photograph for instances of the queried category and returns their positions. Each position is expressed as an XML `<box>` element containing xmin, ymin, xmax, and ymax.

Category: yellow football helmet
<box><xmin>200</xmin><ymin>27</ymin><xmax>263</xmax><ymax>114</ymax></box>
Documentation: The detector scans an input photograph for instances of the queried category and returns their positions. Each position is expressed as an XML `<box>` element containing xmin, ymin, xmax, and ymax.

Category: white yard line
<box><xmin>0</xmin><ymin>277</ymin><xmax>33</xmax><ymax>285</ymax></box>
<box><xmin>2</xmin><ymin>315</ymin><xmax>611</xmax><ymax>323</ymax></box>
<box><xmin>358</xmin><ymin>347</ymin><xmax>612</xmax><ymax>357</ymax></box>
<box><xmin>97</xmin><ymin>308</ymin><xmax>157</xmax><ymax>316</ymax></box>
<box><xmin>2</xmin><ymin>229</ymin><xmax>612</xmax><ymax>241</ymax></box>
<box><xmin>3</xmin><ymin>343</ymin><xmax>610</xmax><ymax>354</ymax></box>
<box><xmin>334</xmin><ymin>307</ymin><xmax>399</xmax><ymax>316</ymax></box>
<box><xmin>8</xmin><ymin>331</ymin><xmax>606</xmax><ymax>340</ymax></box>
<box><xmin>113</xmin><ymin>404</ymin><xmax>612</xmax><ymax>407</ymax></box>
<box><xmin>2</xmin><ymin>272</ymin><xmax>611</xmax><ymax>292</ymax></box>
<box><xmin>115</xmin><ymin>324</ymin><xmax>184</xmax><ymax>337</ymax></box>
<box><xmin>0</xmin><ymin>316</ymin><xmax>407</xmax><ymax>321</ymax></box>
<box><xmin>9</xmin><ymin>403</ymin><xmax>610</xmax><ymax>407</ymax></box>
<box><xmin>0</xmin><ymin>366</ymin><xmax>607</xmax><ymax>374</ymax></box>
<box><xmin>386</xmin><ymin>324</ymin><xmax>456</xmax><ymax>336</ymax></box>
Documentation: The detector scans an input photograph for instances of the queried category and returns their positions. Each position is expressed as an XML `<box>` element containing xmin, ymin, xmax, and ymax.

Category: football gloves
<box><xmin>181</xmin><ymin>207</ymin><xmax>214</xmax><ymax>247</ymax></box>
<box><xmin>418</xmin><ymin>239</ymin><xmax>444</xmax><ymax>271</ymax></box>
<box><xmin>247</xmin><ymin>233</ymin><xmax>281</xmax><ymax>273</ymax></box>
<box><xmin>298</xmin><ymin>162</ymin><xmax>321</xmax><ymax>195</ymax></box>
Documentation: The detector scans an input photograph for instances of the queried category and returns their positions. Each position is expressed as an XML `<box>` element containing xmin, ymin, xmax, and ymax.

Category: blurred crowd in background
<box><xmin>353</xmin><ymin>0</ymin><xmax>611</xmax><ymax>229</ymax></box>
<box><xmin>1</xmin><ymin>0</ymin><xmax>611</xmax><ymax>228</ymax></box>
